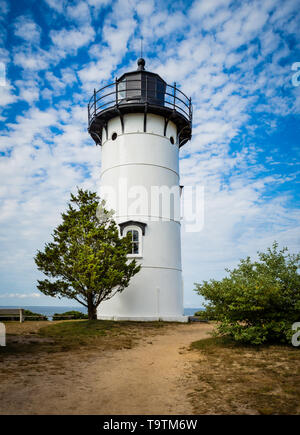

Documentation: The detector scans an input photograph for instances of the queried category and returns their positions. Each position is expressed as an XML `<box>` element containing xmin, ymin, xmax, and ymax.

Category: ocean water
<box><xmin>0</xmin><ymin>305</ymin><xmax>203</xmax><ymax>320</ymax></box>
<box><xmin>183</xmin><ymin>307</ymin><xmax>204</xmax><ymax>316</ymax></box>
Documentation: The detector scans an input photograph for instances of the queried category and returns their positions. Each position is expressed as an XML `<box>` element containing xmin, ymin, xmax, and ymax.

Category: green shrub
<box><xmin>52</xmin><ymin>310</ymin><xmax>88</xmax><ymax>320</ymax></box>
<box><xmin>24</xmin><ymin>310</ymin><xmax>48</xmax><ymax>321</ymax></box>
<box><xmin>194</xmin><ymin>242</ymin><xmax>300</xmax><ymax>345</ymax></box>
<box><xmin>194</xmin><ymin>310</ymin><xmax>216</xmax><ymax>321</ymax></box>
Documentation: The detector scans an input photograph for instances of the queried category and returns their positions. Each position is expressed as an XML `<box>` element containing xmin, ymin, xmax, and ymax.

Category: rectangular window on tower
<box><xmin>127</xmin><ymin>229</ymin><xmax>139</xmax><ymax>254</ymax></box>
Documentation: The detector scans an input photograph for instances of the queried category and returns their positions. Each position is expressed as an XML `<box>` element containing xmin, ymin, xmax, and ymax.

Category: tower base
<box><xmin>97</xmin><ymin>315</ymin><xmax>189</xmax><ymax>323</ymax></box>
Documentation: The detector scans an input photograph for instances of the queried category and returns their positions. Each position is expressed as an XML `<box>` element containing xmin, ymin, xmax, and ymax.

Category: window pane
<box><xmin>157</xmin><ymin>80</ymin><xmax>165</xmax><ymax>103</ymax></box>
<box><xmin>125</xmin><ymin>229</ymin><xmax>140</xmax><ymax>255</ymax></box>
<box><xmin>146</xmin><ymin>76</ymin><xmax>156</xmax><ymax>99</ymax></box>
<box><xmin>118</xmin><ymin>80</ymin><xmax>126</xmax><ymax>101</ymax></box>
<box><xmin>132</xmin><ymin>230</ymin><xmax>139</xmax><ymax>241</ymax></box>
<box><xmin>126</xmin><ymin>74</ymin><xmax>141</xmax><ymax>99</ymax></box>
<box><xmin>133</xmin><ymin>242</ymin><xmax>139</xmax><ymax>254</ymax></box>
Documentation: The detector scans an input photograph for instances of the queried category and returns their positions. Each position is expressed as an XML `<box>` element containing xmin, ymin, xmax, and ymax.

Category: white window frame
<box><xmin>125</xmin><ymin>226</ymin><xmax>143</xmax><ymax>258</ymax></box>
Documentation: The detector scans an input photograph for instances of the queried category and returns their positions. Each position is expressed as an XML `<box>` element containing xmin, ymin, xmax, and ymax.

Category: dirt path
<box><xmin>0</xmin><ymin>323</ymin><xmax>213</xmax><ymax>415</ymax></box>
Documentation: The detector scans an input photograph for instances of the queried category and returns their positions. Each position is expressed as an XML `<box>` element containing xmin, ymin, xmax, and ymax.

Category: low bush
<box><xmin>194</xmin><ymin>310</ymin><xmax>216</xmax><ymax>321</ymax></box>
<box><xmin>52</xmin><ymin>310</ymin><xmax>88</xmax><ymax>320</ymax></box>
<box><xmin>24</xmin><ymin>309</ymin><xmax>48</xmax><ymax>321</ymax></box>
<box><xmin>194</xmin><ymin>242</ymin><xmax>300</xmax><ymax>345</ymax></box>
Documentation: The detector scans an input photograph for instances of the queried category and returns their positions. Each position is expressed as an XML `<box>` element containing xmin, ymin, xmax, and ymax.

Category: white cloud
<box><xmin>0</xmin><ymin>83</ymin><xmax>17</xmax><ymax>107</ymax></box>
<box><xmin>189</xmin><ymin>0</ymin><xmax>231</xmax><ymax>20</ymax></box>
<box><xmin>0</xmin><ymin>292</ymin><xmax>41</xmax><ymax>299</ymax></box>
<box><xmin>14</xmin><ymin>16</ymin><xmax>41</xmax><ymax>44</ymax></box>
<box><xmin>13</xmin><ymin>48</ymin><xmax>51</xmax><ymax>71</ymax></box>
<box><xmin>135</xmin><ymin>0</ymin><xmax>155</xmax><ymax>17</ymax></box>
<box><xmin>87</xmin><ymin>0</ymin><xmax>111</xmax><ymax>6</ymax></box>
<box><xmin>15</xmin><ymin>78</ymin><xmax>40</xmax><ymax>104</ymax></box>
<box><xmin>43</xmin><ymin>0</ymin><xmax>111</xmax><ymax>17</ymax></box>
<box><xmin>66</xmin><ymin>2</ymin><xmax>92</xmax><ymax>24</ymax></box>
<box><xmin>43</xmin><ymin>0</ymin><xmax>65</xmax><ymax>13</ymax></box>
<box><xmin>50</xmin><ymin>26</ymin><xmax>96</xmax><ymax>55</ymax></box>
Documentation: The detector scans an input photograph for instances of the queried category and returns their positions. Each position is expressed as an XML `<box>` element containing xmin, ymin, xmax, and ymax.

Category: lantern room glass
<box><xmin>117</xmin><ymin>73</ymin><xmax>166</xmax><ymax>106</ymax></box>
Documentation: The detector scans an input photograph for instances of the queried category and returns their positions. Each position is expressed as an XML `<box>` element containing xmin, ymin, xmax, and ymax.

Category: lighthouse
<box><xmin>88</xmin><ymin>58</ymin><xmax>192</xmax><ymax>322</ymax></box>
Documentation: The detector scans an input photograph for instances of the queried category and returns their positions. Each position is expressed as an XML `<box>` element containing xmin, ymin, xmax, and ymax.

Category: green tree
<box><xmin>194</xmin><ymin>242</ymin><xmax>300</xmax><ymax>345</ymax></box>
<box><xmin>35</xmin><ymin>188</ymin><xmax>141</xmax><ymax>320</ymax></box>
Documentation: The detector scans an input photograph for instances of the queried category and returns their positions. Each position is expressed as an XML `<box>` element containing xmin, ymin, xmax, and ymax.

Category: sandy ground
<box><xmin>0</xmin><ymin>322</ymin><xmax>213</xmax><ymax>415</ymax></box>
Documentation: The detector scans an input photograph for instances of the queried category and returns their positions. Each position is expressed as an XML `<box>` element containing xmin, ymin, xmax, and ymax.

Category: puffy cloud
<box><xmin>66</xmin><ymin>2</ymin><xmax>92</xmax><ymax>25</ymax></box>
<box><xmin>13</xmin><ymin>48</ymin><xmax>52</xmax><ymax>71</ymax></box>
<box><xmin>43</xmin><ymin>0</ymin><xmax>65</xmax><ymax>13</ymax></box>
<box><xmin>0</xmin><ymin>84</ymin><xmax>17</xmax><ymax>107</ymax></box>
<box><xmin>189</xmin><ymin>0</ymin><xmax>231</xmax><ymax>20</ymax></box>
<box><xmin>14</xmin><ymin>16</ymin><xmax>42</xmax><ymax>44</ymax></box>
<box><xmin>50</xmin><ymin>26</ymin><xmax>96</xmax><ymax>55</ymax></box>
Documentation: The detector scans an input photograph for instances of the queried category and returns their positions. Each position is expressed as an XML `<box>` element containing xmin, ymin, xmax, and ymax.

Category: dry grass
<box><xmin>189</xmin><ymin>337</ymin><xmax>300</xmax><ymax>415</ymax></box>
<box><xmin>0</xmin><ymin>322</ymin><xmax>211</xmax><ymax>415</ymax></box>
<box><xmin>0</xmin><ymin>320</ymin><xmax>176</xmax><ymax>401</ymax></box>
<box><xmin>4</xmin><ymin>321</ymin><xmax>299</xmax><ymax>415</ymax></box>
<box><xmin>0</xmin><ymin>319</ymin><xmax>172</xmax><ymax>379</ymax></box>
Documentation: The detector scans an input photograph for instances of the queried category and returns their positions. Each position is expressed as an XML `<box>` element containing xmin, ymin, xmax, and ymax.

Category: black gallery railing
<box><xmin>88</xmin><ymin>78</ymin><xmax>192</xmax><ymax>128</ymax></box>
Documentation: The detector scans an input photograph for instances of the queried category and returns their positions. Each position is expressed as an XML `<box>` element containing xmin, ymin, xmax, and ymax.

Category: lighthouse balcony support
<box><xmin>88</xmin><ymin>77</ymin><xmax>192</xmax><ymax>148</ymax></box>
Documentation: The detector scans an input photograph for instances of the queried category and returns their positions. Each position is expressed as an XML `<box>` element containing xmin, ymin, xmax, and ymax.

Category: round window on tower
<box><xmin>170</xmin><ymin>136</ymin><xmax>175</xmax><ymax>145</ymax></box>
<box><xmin>112</xmin><ymin>132</ymin><xmax>117</xmax><ymax>141</ymax></box>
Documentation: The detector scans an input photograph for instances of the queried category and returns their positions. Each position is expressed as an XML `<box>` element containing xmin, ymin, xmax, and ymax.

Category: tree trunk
<box><xmin>87</xmin><ymin>294</ymin><xmax>97</xmax><ymax>320</ymax></box>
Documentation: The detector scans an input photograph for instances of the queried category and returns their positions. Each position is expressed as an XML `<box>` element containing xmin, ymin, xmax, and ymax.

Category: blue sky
<box><xmin>0</xmin><ymin>0</ymin><xmax>299</xmax><ymax>307</ymax></box>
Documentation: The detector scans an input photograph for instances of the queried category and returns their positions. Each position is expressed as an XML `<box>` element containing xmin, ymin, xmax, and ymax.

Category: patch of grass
<box><xmin>189</xmin><ymin>337</ymin><xmax>300</xmax><ymax>415</ymax></box>
<box><xmin>191</xmin><ymin>336</ymin><xmax>235</xmax><ymax>352</ymax></box>
<box><xmin>0</xmin><ymin>319</ymin><xmax>171</xmax><ymax>358</ymax></box>
<box><xmin>39</xmin><ymin>320</ymin><xmax>114</xmax><ymax>338</ymax></box>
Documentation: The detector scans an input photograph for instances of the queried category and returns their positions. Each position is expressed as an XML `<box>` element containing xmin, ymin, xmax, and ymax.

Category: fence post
<box><xmin>0</xmin><ymin>322</ymin><xmax>5</xmax><ymax>346</ymax></box>
<box><xmin>115</xmin><ymin>78</ymin><xmax>118</xmax><ymax>104</ymax></box>
<box><xmin>93</xmin><ymin>88</ymin><xmax>96</xmax><ymax>116</ymax></box>
<box><xmin>173</xmin><ymin>82</ymin><xmax>176</xmax><ymax>109</ymax></box>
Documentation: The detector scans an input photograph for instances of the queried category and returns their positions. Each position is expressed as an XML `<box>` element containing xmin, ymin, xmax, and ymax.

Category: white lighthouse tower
<box><xmin>88</xmin><ymin>58</ymin><xmax>192</xmax><ymax>322</ymax></box>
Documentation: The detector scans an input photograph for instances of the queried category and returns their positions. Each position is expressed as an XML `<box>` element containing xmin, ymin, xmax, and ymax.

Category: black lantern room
<box><xmin>88</xmin><ymin>58</ymin><xmax>192</xmax><ymax>147</ymax></box>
